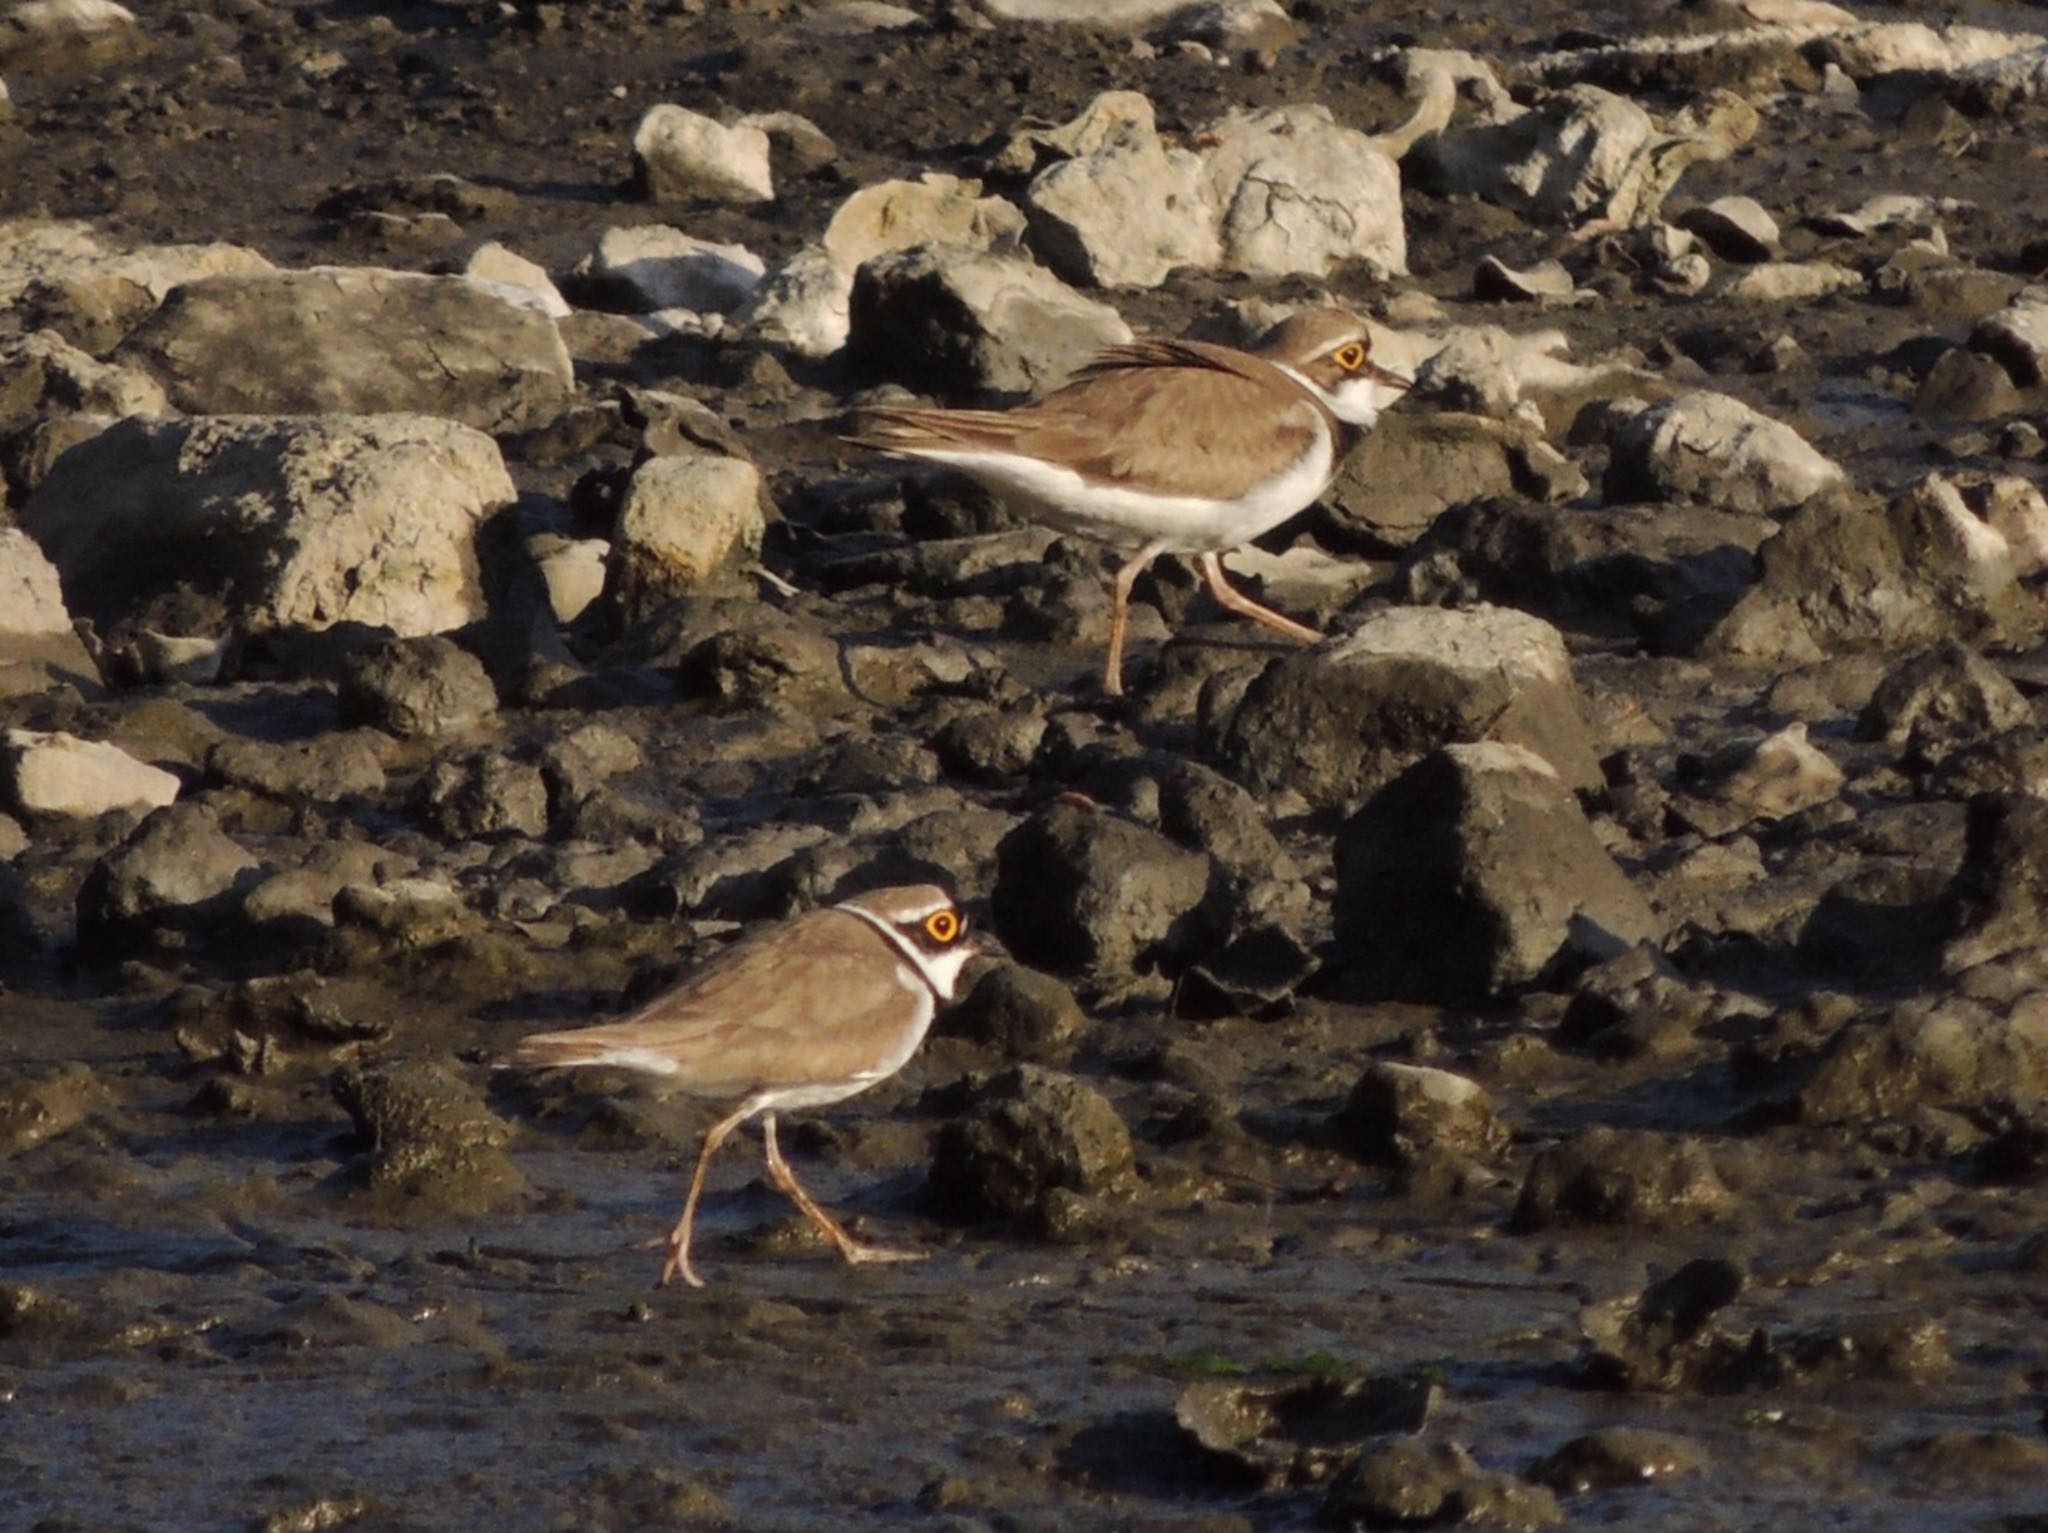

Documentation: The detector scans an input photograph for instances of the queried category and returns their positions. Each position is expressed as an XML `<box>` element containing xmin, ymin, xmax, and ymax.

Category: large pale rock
<box><xmin>1211</xmin><ymin>603</ymin><xmax>1602</xmax><ymax>811</ymax></box>
<box><xmin>1814</xmin><ymin>22</ymin><xmax>2045</xmax><ymax>82</ymax></box>
<box><xmin>1022</xmin><ymin>92</ymin><xmax>1222</xmax><ymax>288</ymax></box>
<box><xmin>0</xmin><ymin>0</ymin><xmax>143</xmax><ymax>70</ymax></box>
<box><xmin>1018</xmin><ymin>93</ymin><xmax>1405</xmax><ymax>290</ymax></box>
<box><xmin>115</xmin><ymin>268</ymin><xmax>573</xmax><ymax>433</ymax></box>
<box><xmin>0</xmin><ymin>529</ymin><xmax>68</xmax><ymax>635</ymax></box>
<box><xmin>0</xmin><ymin>329</ymin><xmax>169</xmax><ymax>429</ymax></box>
<box><xmin>1335</xmin><ymin>742</ymin><xmax>1661</xmax><ymax>1002</ymax></box>
<box><xmin>1202</xmin><ymin>105</ymin><xmax>1407</xmax><ymax>278</ymax></box>
<box><xmin>1705</xmin><ymin>473</ymin><xmax>2046</xmax><ymax>664</ymax></box>
<box><xmin>607</xmin><ymin>450</ymin><xmax>767</xmax><ymax>622</ymax></box>
<box><xmin>847</xmin><ymin>245</ymin><xmax>1132</xmax><ymax>400</ymax></box>
<box><xmin>0</xmin><ymin>220</ymin><xmax>274</xmax><ymax>354</ymax></box>
<box><xmin>1415</xmin><ymin>85</ymin><xmax>1758</xmax><ymax>230</ymax></box>
<box><xmin>733</xmin><ymin>246</ymin><xmax>855</xmax><ymax>358</ymax></box>
<box><xmin>1605</xmin><ymin>391</ymin><xmax>1845</xmax><ymax>516</ymax></box>
<box><xmin>568</xmin><ymin>225</ymin><xmax>764</xmax><ymax>316</ymax></box>
<box><xmin>20</xmin><ymin>414</ymin><xmax>513</xmax><ymax>642</ymax></box>
<box><xmin>632</xmin><ymin>104</ymin><xmax>773</xmax><ymax>204</ymax></box>
<box><xmin>1</xmin><ymin>729</ymin><xmax>178</xmax><ymax>817</ymax></box>
<box><xmin>1954</xmin><ymin>41</ymin><xmax>2048</xmax><ymax>112</ymax></box>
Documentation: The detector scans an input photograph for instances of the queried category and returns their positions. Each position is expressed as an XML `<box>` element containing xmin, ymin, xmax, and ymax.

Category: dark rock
<box><xmin>1856</xmin><ymin>640</ymin><xmax>2033</xmax><ymax>761</ymax></box>
<box><xmin>846</xmin><ymin>244</ymin><xmax>1129</xmax><ymax>402</ymax></box>
<box><xmin>1511</xmin><ymin>1127</ymin><xmax>1734</xmax><ymax>1231</ymax></box>
<box><xmin>339</xmin><ymin>636</ymin><xmax>498</xmax><ymax>739</ymax></box>
<box><xmin>1317</xmin><ymin>1439</ymin><xmax>1562</xmax><ymax>1530</ymax></box>
<box><xmin>1333</xmin><ymin>1061</ymin><xmax>1508</xmax><ymax>1166</ymax></box>
<box><xmin>1528</xmin><ymin>1427</ymin><xmax>1709</xmax><ymax>1493</ymax></box>
<box><xmin>538</xmin><ymin>723</ymin><xmax>644</xmax><ymax>815</ymax></box>
<box><xmin>0</xmin><ymin>1062</ymin><xmax>112</xmax><ymax>1156</ymax></box>
<box><xmin>927</xmin><ymin>699</ymin><xmax>1047</xmax><ymax>782</ymax></box>
<box><xmin>1558</xmin><ymin>947</ymin><xmax>1716</xmax><ymax>1061</ymax></box>
<box><xmin>1889</xmin><ymin>1431</ymin><xmax>2048</xmax><ymax>1483</ymax></box>
<box><xmin>1973</xmin><ymin>1118</ymin><xmax>2048</xmax><ymax>1183</ymax></box>
<box><xmin>941</xmin><ymin>961</ymin><xmax>1089</xmax><ymax>1065</ymax></box>
<box><xmin>1705</xmin><ymin>476</ymin><xmax>2045</xmax><ymax>665</ymax></box>
<box><xmin>1334</xmin><ymin>743</ymin><xmax>1660</xmax><ymax>1004</ymax></box>
<box><xmin>1213</xmin><ymin>604</ymin><xmax>1603</xmax><ymax>814</ymax></box>
<box><xmin>1176</xmin><ymin>1374</ymin><xmax>1438</xmax><ymax>1489</ymax></box>
<box><xmin>331</xmin><ymin>1058</ymin><xmax>526</xmax><ymax>1215</ymax></box>
<box><xmin>1923</xmin><ymin>726</ymin><xmax>2048</xmax><ymax>800</ymax></box>
<box><xmin>77</xmin><ymin>802</ymin><xmax>259</xmax><ymax>953</ymax></box>
<box><xmin>1785</xmin><ymin>1314</ymin><xmax>1952</xmax><ymax>1387</ymax></box>
<box><xmin>928</xmin><ymin>1065</ymin><xmax>1135</xmax><ymax>1226</ymax></box>
<box><xmin>674</xmin><ymin>607</ymin><xmax>851</xmax><ymax>715</ymax></box>
<box><xmin>416</xmin><ymin>750</ymin><xmax>549</xmax><ymax>840</ymax></box>
<box><xmin>1914</xmin><ymin>346</ymin><xmax>2025</xmax><ymax>422</ymax></box>
<box><xmin>991</xmin><ymin>802</ymin><xmax>1213</xmax><ymax>995</ymax></box>
<box><xmin>1155</xmin><ymin>760</ymin><xmax>1294</xmax><ymax>885</ymax></box>
<box><xmin>1671</xmin><ymin>723</ymin><xmax>1844</xmax><ymax>834</ymax></box>
<box><xmin>206</xmin><ymin>733</ymin><xmax>389</xmax><ymax>804</ymax></box>
<box><xmin>1790</xmin><ymin>997</ymin><xmax>2048</xmax><ymax>1125</ymax></box>
<box><xmin>1944</xmin><ymin>794</ymin><xmax>2048</xmax><ymax>974</ymax></box>
<box><xmin>1576</xmin><ymin>1257</ymin><xmax>1751</xmax><ymax>1392</ymax></box>
<box><xmin>1394</xmin><ymin>497</ymin><xmax>1771</xmax><ymax>651</ymax></box>
<box><xmin>1176</xmin><ymin>924</ymin><xmax>1317</xmax><ymax>1021</ymax></box>
<box><xmin>1323</xmin><ymin>412</ymin><xmax>1544</xmax><ymax>549</ymax></box>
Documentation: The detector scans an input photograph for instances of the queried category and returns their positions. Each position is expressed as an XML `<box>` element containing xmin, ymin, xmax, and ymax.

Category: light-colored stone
<box><xmin>0</xmin><ymin>529</ymin><xmax>70</xmax><ymax>635</ymax></box>
<box><xmin>822</xmin><ymin>174</ymin><xmax>1026</xmax><ymax>270</ymax></box>
<box><xmin>1810</xmin><ymin>193</ymin><xmax>1965</xmax><ymax>238</ymax></box>
<box><xmin>608</xmin><ymin>451</ymin><xmax>766</xmax><ymax>617</ymax></box>
<box><xmin>0</xmin><ymin>329</ymin><xmax>168</xmax><ymax>423</ymax></box>
<box><xmin>1973</xmin><ymin>297</ymin><xmax>2048</xmax><ymax>387</ymax></box>
<box><xmin>570</xmin><ymin>225</ymin><xmax>764</xmax><ymax>315</ymax></box>
<box><xmin>2</xmin><ymin>729</ymin><xmax>178</xmax><ymax>818</ymax></box>
<box><xmin>464</xmin><ymin>240</ymin><xmax>570</xmax><ymax>318</ymax></box>
<box><xmin>1678</xmin><ymin>195</ymin><xmax>1779</xmax><ymax>261</ymax></box>
<box><xmin>0</xmin><ymin>0</ymin><xmax>138</xmax><ymax>65</ymax></box>
<box><xmin>1956</xmin><ymin>41</ymin><xmax>2048</xmax><ymax>110</ymax></box>
<box><xmin>1203</xmin><ymin>104</ymin><xmax>1407</xmax><ymax>278</ymax></box>
<box><xmin>736</xmin><ymin>109</ymin><xmax>837</xmax><ymax>173</ymax></box>
<box><xmin>20</xmin><ymin>414</ymin><xmax>514</xmax><ymax>641</ymax></box>
<box><xmin>528</xmin><ymin>534</ymin><xmax>609</xmax><ymax>623</ymax></box>
<box><xmin>1815</xmin><ymin>22</ymin><xmax>2044</xmax><ymax>80</ymax></box>
<box><xmin>632</xmin><ymin>104</ymin><xmax>774</xmax><ymax>204</ymax></box>
<box><xmin>1606</xmin><ymin>390</ymin><xmax>1845</xmax><ymax>515</ymax></box>
<box><xmin>115</xmin><ymin>267</ymin><xmax>573</xmax><ymax>434</ymax></box>
<box><xmin>1728</xmin><ymin>260</ymin><xmax>1861</xmax><ymax>303</ymax></box>
<box><xmin>1417</xmin><ymin>84</ymin><xmax>1758</xmax><ymax>231</ymax></box>
<box><xmin>1473</xmin><ymin>255</ymin><xmax>1575</xmax><ymax>301</ymax></box>
<box><xmin>734</xmin><ymin>244</ymin><xmax>856</xmax><ymax>357</ymax></box>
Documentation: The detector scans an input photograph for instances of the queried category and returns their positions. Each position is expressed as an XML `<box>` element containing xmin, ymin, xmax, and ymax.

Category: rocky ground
<box><xmin>6</xmin><ymin>0</ymin><xmax>2048</xmax><ymax>1528</ymax></box>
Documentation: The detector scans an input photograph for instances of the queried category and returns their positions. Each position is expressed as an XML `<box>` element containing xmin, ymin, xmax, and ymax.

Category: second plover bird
<box><xmin>504</xmin><ymin>885</ymin><xmax>978</xmax><ymax>1288</ymax></box>
<box><xmin>851</xmin><ymin>307</ymin><xmax>1409</xmax><ymax>697</ymax></box>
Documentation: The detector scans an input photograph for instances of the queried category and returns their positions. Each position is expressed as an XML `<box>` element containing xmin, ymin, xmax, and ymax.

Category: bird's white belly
<box><xmin>911</xmin><ymin>428</ymin><xmax>1336</xmax><ymax>555</ymax></box>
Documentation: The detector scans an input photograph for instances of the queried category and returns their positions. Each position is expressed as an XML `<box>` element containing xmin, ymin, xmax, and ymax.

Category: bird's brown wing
<box><xmin>504</xmin><ymin>910</ymin><xmax>923</xmax><ymax>1099</ymax></box>
<box><xmin>852</xmin><ymin>345</ymin><xmax>1329</xmax><ymax>503</ymax></box>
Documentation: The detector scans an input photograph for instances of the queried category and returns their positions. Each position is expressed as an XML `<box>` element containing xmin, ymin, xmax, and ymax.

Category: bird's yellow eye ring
<box><xmin>925</xmin><ymin>910</ymin><xmax>962</xmax><ymax>943</ymax></box>
<box><xmin>1334</xmin><ymin>342</ymin><xmax>1367</xmax><ymax>371</ymax></box>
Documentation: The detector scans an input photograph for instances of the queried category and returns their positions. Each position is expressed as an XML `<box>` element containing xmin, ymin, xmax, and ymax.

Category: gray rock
<box><xmin>1319</xmin><ymin>1439</ymin><xmax>1562</xmax><ymax>1530</ymax></box>
<box><xmin>206</xmin><ymin>734</ymin><xmax>388</xmax><ymax>804</ymax></box>
<box><xmin>463</xmin><ymin>240</ymin><xmax>570</xmax><ymax>319</ymax></box>
<box><xmin>568</xmin><ymin>225</ymin><xmax>764</xmax><ymax>315</ymax></box>
<box><xmin>1575</xmin><ymin>1255</ymin><xmax>1748</xmax><ymax>1392</ymax></box>
<box><xmin>1472</xmin><ymin>254</ymin><xmax>1575</xmax><ymax>301</ymax></box>
<box><xmin>77</xmin><ymin>801</ymin><xmax>258</xmax><ymax>951</ymax></box>
<box><xmin>1728</xmin><ymin>260</ymin><xmax>1860</xmax><ymax>304</ymax></box>
<box><xmin>822</xmin><ymin>174</ymin><xmax>1026</xmax><ymax>271</ymax></box>
<box><xmin>1214</xmin><ymin>604</ymin><xmax>1603</xmax><ymax>813</ymax></box>
<box><xmin>1970</xmin><ymin>296</ymin><xmax>2048</xmax><ymax>388</ymax></box>
<box><xmin>942</xmin><ymin>962</ymin><xmax>1088</xmax><ymax>1064</ymax></box>
<box><xmin>20</xmin><ymin>414</ymin><xmax>511</xmax><ymax>644</ymax></box>
<box><xmin>331</xmin><ymin>1058</ymin><xmax>525</xmax><ymax>1215</ymax></box>
<box><xmin>1916</xmin><ymin>346</ymin><xmax>2026</xmax><ymax>423</ymax></box>
<box><xmin>991</xmin><ymin>801</ymin><xmax>1213</xmax><ymax>993</ymax></box>
<box><xmin>1334</xmin><ymin>1061</ymin><xmax>1508</xmax><ymax>1166</ymax></box>
<box><xmin>417</xmin><ymin>750</ymin><xmax>548</xmax><ymax>840</ymax></box>
<box><xmin>1604</xmin><ymin>391</ymin><xmax>1846</xmax><ymax>516</ymax></box>
<box><xmin>1558</xmin><ymin>947</ymin><xmax>1718</xmax><ymax>1061</ymax></box>
<box><xmin>1673</xmin><ymin>723</ymin><xmax>1845</xmax><ymax>833</ymax></box>
<box><xmin>928</xmin><ymin>1064</ymin><xmax>1135</xmax><ymax>1224</ymax></box>
<box><xmin>1705</xmin><ymin>474</ymin><xmax>2043</xmax><ymax>664</ymax></box>
<box><xmin>116</xmin><ymin>268</ymin><xmax>573</xmax><ymax>433</ymax></box>
<box><xmin>1512</xmin><ymin>1126</ymin><xmax>1735</xmax><ymax>1230</ymax></box>
<box><xmin>1324</xmin><ymin>410</ymin><xmax>1563</xmax><ymax>548</ymax></box>
<box><xmin>1177</xmin><ymin>1372</ymin><xmax>1437</xmax><ymax>1490</ymax></box>
<box><xmin>1335</xmin><ymin>742</ymin><xmax>1660</xmax><ymax>1003</ymax></box>
<box><xmin>339</xmin><ymin>636</ymin><xmax>498</xmax><ymax>739</ymax></box>
<box><xmin>672</xmin><ymin>606</ymin><xmax>851</xmax><ymax>715</ymax></box>
<box><xmin>1</xmin><ymin>728</ymin><xmax>176</xmax><ymax>819</ymax></box>
<box><xmin>539</xmin><ymin>723</ymin><xmax>644</xmax><ymax>814</ymax></box>
<box><xmin>1857</xmin><ymin>640</ymin><xmax>2034</xmax><ymax>757</ymax></box>
<box><xmin>1415</xmin><ymin>83</ymin><xmax>1757</xmax><ymax>230</ymax></box>
<box><xmin>631</xmin><ymin>104</ymin><xmax>774</xmax><ymax>204</ymax></box>
<box><xmin>846</xmin><ymin>244</ymin><xmax>1132</xmax><ymax>400</ymax></box>
<box><xmin>1154</xmin><ymin>758</ymin><xmax>1292</xmax><ymax>884</ymax></box>
<box><xmin>607</xmin><ymin>450</ymin><xmax>766</xmax><ymax>623</ymax></box>
<box><xmin>1677</xmin><ymin>195</ymin><xmax>1779</xmax><ymax>261</ymax></box>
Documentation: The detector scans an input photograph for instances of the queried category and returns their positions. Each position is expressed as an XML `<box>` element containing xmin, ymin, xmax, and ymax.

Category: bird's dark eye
<box><xmin>1333</xmin><ymin>342</ymin><xmax>1367</xmax><ymax>371</ymax></box>
<box><xmin>924</xmin><ymin>910</ymin><xmax>962</xmax><ymax>943</ymax></box>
